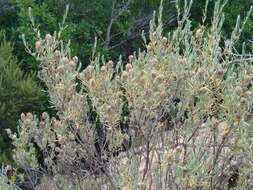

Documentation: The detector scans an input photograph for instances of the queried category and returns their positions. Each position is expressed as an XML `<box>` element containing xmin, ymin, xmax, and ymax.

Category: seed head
<box><xmin>41</xmin><ymin>112</ymin><xmax>49</xmax><ymax>120</ymax></box>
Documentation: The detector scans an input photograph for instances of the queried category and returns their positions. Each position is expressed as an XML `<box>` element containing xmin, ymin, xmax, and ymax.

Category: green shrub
<box><xmin>0</xmin><ymin>31</ymin><xmax>47</xmax><ymax>164</ymax></box>
<box><xmin>7</xmin><ymin>1</ymin><xmax>253</xmax><ymax>189</ymax></box>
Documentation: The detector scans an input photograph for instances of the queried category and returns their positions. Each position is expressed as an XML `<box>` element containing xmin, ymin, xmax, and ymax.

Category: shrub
<box><xmin>7</xmin><ymin>1</ymin><xmax>253</xmax><ymax>189</ymax></box>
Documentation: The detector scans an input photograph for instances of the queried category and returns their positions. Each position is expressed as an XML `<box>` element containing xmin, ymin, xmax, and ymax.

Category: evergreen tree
<box><xmin>0</xmin><ymin>31</ymin><xmax>47</xmax><ymax>164</ymax></box>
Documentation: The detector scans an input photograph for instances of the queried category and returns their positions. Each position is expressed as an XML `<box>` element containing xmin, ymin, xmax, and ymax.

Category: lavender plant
<box><xmin>5</xmin><ymin>0</ymin><xmax>253</xmax><ymax>189</ymax></box>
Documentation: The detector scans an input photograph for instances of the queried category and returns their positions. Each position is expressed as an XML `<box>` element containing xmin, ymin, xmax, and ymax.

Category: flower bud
<box><xmin>26</xmin><ymin>112</ymin><xmax>33</xmax><ymax>120</ymax></box>
<box><xmin>147</xmin><ymin>44</ymin><xmax>152</xmax><ymax>51</ymax></box>
<box><xmin>51</xmin><ymin>117</ymin><xmax>56</xmax><ymax>123</ymax></box>
<box><xmin>125</xmin><ymin>63</ymin><xmax>132</xmax><ymax>72</ymax></box>
<box><xmin>41</xmin><ymin>112</ymin><xmax>49</xmax><ymax>120</ymax></box>
<box><xmin>160</xmin><ymin>91</ymin><xmax>166</xmax><ymax>98</ymax></box>
<box><xmin>39</xmin><ymin>121</ymin><xmax>46</xmax><ymax>128</ymax></box>
<box><xmin>21</xmin><ymin>113</ymin><xmax>26</xmax><ymax>122</ymax></box>
<box><xmin>128</xmin><ymin>55</ymin><xmax>134</xmax><ymax>62</ymax></box>
<box><xmin>54</xmin><ymin>50</ymin><xmax>61</xmax><ymax>59</ymax></box>
<box><xmin>100</xmin><ymin>65</ymin><xmax>107</xmax><ymax>72</ymax></box>
<box><xmin>72</xmin><ymin>56</ymin><xmax>78</xmax><ymax>64</ymax></box>
<box><xmin>106</xmin><ymin>105</ymin><xmax>113</xmax><ymax>114</ymax></box>
<box><xmin>84</xmin><ymin>65</ymin><xmax>95</xmax><ymax>80</ymax></box>
<box><xmin>108</xmin><ymin>60</ymin><xmax>114</xmax><ymax>66</ymax></box>
<box><xmin>162</xmin><ymin>37</ymin><xmax>168</xmax><ymax>45</ymax></box>
<box><xmin>195</xmin><ymin>28</ymin><xmax>203</xmax><ymax>39</ymax></box>
<box><xmin>45</xmin><ymin>34</ymin><xmax>52</xmax><ymax>44</ymax></box>
<box><xmin>35</xmin><ymin>41</ymin><xmax>42</xmax><ymax>53</ymax></box>
<box><xmin>52</xmin><ymin>118</ymin><xmax>60</xmax><ymax>128</ymax></box>
<box><xmin>57</xmin><ymin>65</ymin><xmax>65</xmax><ymax>74</ymax></box>
<box><xmin>86</xmin><ymin>65</ymin><xmax>95</xmax><ymax>73</ymax></box>
<box><xmin>69</xmin><ymin>60</ymin><xmax>76</xmax><ymax>67</ymax></box>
